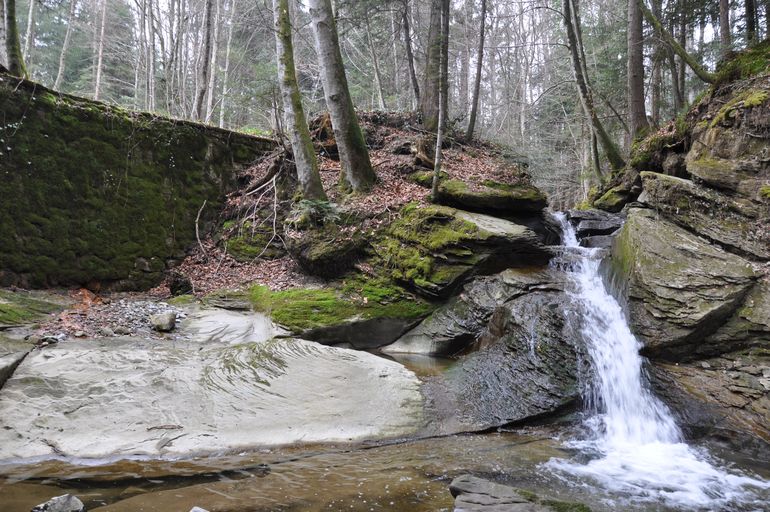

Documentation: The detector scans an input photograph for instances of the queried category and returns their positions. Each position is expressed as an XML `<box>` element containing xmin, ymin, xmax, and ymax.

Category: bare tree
<box><xmin>194</xmin><ymin>0</ymin><xmax>214</xmax><ymax>121</ymax></box>
<box><xmin>54</xmin><ymin>0</ymin><xmax>78</xmax><ymax>90</ymax></box>
<box><xmin>22</xmin><ymin>0</ymin><xmax>34</xmax><ymax>63</ymax></box>
<box><xmin>93</xmin><ymin>0</ymin><xmax>108</xmax><ymax>100</ymax></box>
<box><xmin>719</xmin><ymin>0</ymin><xmax>731</xmax><ymax>57</ymax></box>
<box><xmin>421</xmin><ymin>0</ymin><xmax>442</xmax><ymax>131</ymax></box>
<box><xmin>746</xmin><ymin>0</ymin><xmax>757</xmax><ymax>43</ymax></box>
<box><xmin>628</xmin><ymin>0</ymin><xmax>649</xmax><ymax>138</ymax></box>
<box><xmin>466</xmin><ymin>0</ymin><xmax>487</xmax><ymax>140</ymax></box>
<box><xmin>4</xmin><ymin>0</ymin><xmax>27</xmax><ymax>77</ymax></box>
<box><xmin>0</xmin><ymin>0</ymin><xmax>7</xmax><ymax>67</ymax></box>
<box><xmin>402</xmin><ymin>0</ymin><xmax>420</xmax><ymax>106</ymax></box>
<box><xmin>431</xmin><ymin>0</ymin><xmax>450</xmax><ymax>200</ymax></box>
<box><xmin>273</xmin><ymin>0</ymin><xmax>327</xmax><ymax>201</ymax></box>
<box><xmin>308</xmin><ymin>0</ymin><xmax>376</xmax><ymax>192</ymax></box>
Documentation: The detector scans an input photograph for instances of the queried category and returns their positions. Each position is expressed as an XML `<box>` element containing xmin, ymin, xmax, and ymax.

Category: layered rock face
<box><xmin>598</xmin><ymin>49</ymin><xmax>770</xmax><ymax>453</ymax></box>
<box><xmin>0</xmin><ymin>73</ymin><xmax>276</xmax><ymax>289</ymax></box>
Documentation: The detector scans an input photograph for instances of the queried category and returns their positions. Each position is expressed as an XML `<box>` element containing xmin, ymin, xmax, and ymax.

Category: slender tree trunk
<box><xmin>402</xmin><ymin>2</ymin><xmax>420</xmax><ymax>107</ymax></box>
<box><xmin>564</xmin><ymin>0</ymin><xmax>624</xmax><ymax>173</ymax></box>
<box><xmin>466</xmin><ymin>0</ymin><xmax>486</xmax><ymax>140</ymax></box>
<box><xmin>273</xmin><ymin>0</ymin><xmax>326</xmax><ymax>201</ymax></box>
<box><xmin>54</xmin><ymin>0</ymin><xmax>77</xmax><ymax>90</ymax></box>
<box><xmin>308</xmin><ymin>0</ymin><xmax>376</xmax><ymax>192</ymax></box>
<box><xmin>94</xmin><ymin>0</ymin><xmax>108</xmax><ymax>100</ymax></box>
<box><xmin>205</xmin><ymin>0</ymin><xmax>221</xmax><ymax>123</ymax></box>
<box><xmin>219</xmin><ymin>0</ymin><xmax>235</xmax><ymax>128</ymax></box>
<box><xmin>4</xmin><ymin>0</ymin><xmax>27</xmax><ymax>77</ymax></box>
<box><xmin>22</xmin><ymin>0</ymin><xmax>33</xmax><ymax>64</ymax></box>
<box><xmin>746</xmin><ymin>0</ymin><xmax>757</xmax><ymax>43</ymax></box>
<box><xmin>148</xmin><ymin>0</ymin><xmax>156</xmax><ymax>110</ymax></box>
<box><xmin>421</xmin><ymin>0</ymin><xmax>442</xmax><ymax>131</ymax></box>
<box><xmin>628</xmin><ymin>0</ymin><xmax>649</xmax><ymax>139</ymax></box>
<box><xmin>194</xmin><ymin>0</ymin><xmax>214</xmax><ymax>121</ymax></box>
<box><xmin>365</xmin><ymin>15</ymin><xmax>386</xmax><ymax>110</ymax></box>
<box><xmin>651</xmin><ymin>0</ymin><xmax>662</xmax><ymax>125</ymax></box>
<box><xmin>431</xmin><ymin>0</ymin><xmax>450</xmax><ymax>201</ymax></box>
<box><xmin>390</xmin><ymin>9</ymin><xmax>401</xmax><ymax>109</ymax></box>
<box><xmin>0</xmin><ymin>1</ymin><xmax>6</xmax><ymax>67</ymax></box>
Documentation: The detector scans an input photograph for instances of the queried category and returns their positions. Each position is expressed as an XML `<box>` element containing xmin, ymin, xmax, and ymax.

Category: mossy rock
<box><xmin>435</xmin><ymin>178</ymin><xmax>547</xmax><ymax>214</ymax></box>
<box><xmin>0</xmin><ymin>289</ymin><xmax>64</xmax><ymax>326</ymax></box>
<box><xmin>373</xmin><ymin>203</ymin><xmax>550</xmax><ymax>298</ymax></box>
<box><xmin>0</xmin><ymin>73</ymin><xmax>276</xmax><ymax>289</ymax></box>
<box><xmin>593</xmin><ymin>186</ymin><xmax>630</xmax><ymax>213</ymax></box>
<box><xmin>249</xmin><ymin>275</ymin><xmax>434</xmax><ymax>348</ymax></box>
<box><xmin>285</xmin><ymin>227</ymin><xmax>366</xmax><ymax>278</ymax></box>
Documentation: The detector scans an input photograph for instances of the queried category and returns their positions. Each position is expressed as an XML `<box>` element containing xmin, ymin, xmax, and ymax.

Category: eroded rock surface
<box><xmin>611</xmin><ymin>208</ymin><xmax>758</xmax><ymax>360</ymax></box>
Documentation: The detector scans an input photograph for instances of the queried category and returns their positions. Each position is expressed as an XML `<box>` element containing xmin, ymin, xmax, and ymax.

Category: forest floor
<box><xmin>30</xmin><ymin>113</ymin><xmax>531</xmax><ymax>339</ymax></box>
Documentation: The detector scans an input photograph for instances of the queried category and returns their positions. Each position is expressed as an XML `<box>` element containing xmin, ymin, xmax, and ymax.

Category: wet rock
<box><xmin>150</xmin><ymin>312</ymin><xmax>176</xmax><ymax>332</ymax></box>
<box><xmin>574</xmin><ymin>218</ymin><xmax>623</xmax><ymax>238</ymax></box>
<box><xmin>449</xmin><ymin>475</ymin><xmax>591</xmax><ymax>512</ymax></box>
<box><xmin>427</xmin><ymin>287</ymin><xmax>586</xmax><ymax>431</ymax></box>
<box><xmin>189</xmin><ymin>508</ymin><xmax>209</xmax><ymax>512</ymax></box>
<box><xmin>30</xmin><ymin>494</ymin><xmax>85</xmax><ymax>512</ymax></box>
<box><xmin>98</xmin><ymin>327</ymin><xmax>115</xmax><ymax>337</ymax></box>
<box><xmin>285</xmin><ymin>228</ymin><xmax>366</xmax><ymax>279</ymax></box>
<box><xmin>303</xmin><ymin>317</ymin><xmax>421</xmax><ymax>350</ymax></box>
<box><xmin>611</xmin><ymin>208</ymin><xmax>758</xmax><ymax>360</ymax></box>
<box><xmin>384</xmin><ymin>267</ymin><xmax>565</xmax><ymax>356</ymax></box>
<box><xmin>113</xmin><ymin>326</ymin><xmax>131</xmax><ymax>335</ymax></box>
<box><xmin>639</xmin><ymin>172</ymin><xmax>769</xmax><ymax>260</ymax></box>
<box><xmin>649</xmin><ymin>349</ymin><xmax>770</xmax><ymax>459</ymax></box>
<box><xmin>579</xmin><ymin>235</ymin><xmax>615</xmax><ymax>249</ymax></box>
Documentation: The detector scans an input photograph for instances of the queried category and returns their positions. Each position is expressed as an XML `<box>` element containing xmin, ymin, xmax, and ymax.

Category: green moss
<box><xmin>715</xmin><ymin>39</ymin><xmax>770</xmax><ymax>86</ymax></box>
<box><xmin>760</xmin><ymin>185</ymin><xmax>770</xmax><ymax>199</ymax></box>
<box><xmin>711</xmin><ymin>89</ymin><xmax>769</xmax><ymax>127</ymax></box>
<box><xmin>248</xmin><ymin>276</ymin><xmax>433</xmax><ymax>332</ymax></box>
<box><xmin>167</xmin><ymin>294</ymin><xmax>197</xmax><ymax>306</ymax></box>
<box><xmin>540</xmin><ymin>500</ymin><xmax>592</xmax><ymax>512</ymax></box>
<box><xmin>593</xmin><ymin>186</ymin><xmax>629</xmax><ymax>213</ymax></box>
<box><xmin>0</xmin><ymin>290</ymin><xmax>61</xmax><ymax>325</ymax></box>
<box><xmin>0</xmin><ymin>75</ymin><xmax>276</xmax><ymax>288</ymax></box>
<box><xmin>225</xmin><ymin>221</ymin><xmax>285</xmax><ymax>261</ymax></box>
<box><xmin>629</xmin><ymin>115</ymin><xmax>689</xmax><ymax>169</ymax></box>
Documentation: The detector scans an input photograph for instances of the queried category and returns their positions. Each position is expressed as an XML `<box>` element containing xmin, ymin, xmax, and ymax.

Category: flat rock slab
<box><xmin>0</xmin><ymin>337</ymin><xmax>423</xmax><ymax>460</ymax></box>
<box><xmin>450</xmin><ymin>475</ymin><xmax>588</xmax><ymax>512</ymax></box>
<box><xmin>0</xmin><ymin>351</ymin><xmax>27</xmax><ymax>389</ymax></box>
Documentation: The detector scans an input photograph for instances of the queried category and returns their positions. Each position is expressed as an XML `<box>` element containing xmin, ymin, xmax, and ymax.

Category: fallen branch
<box><xmin>195</xmin><ymin>199</ymin><xmax>208</xmax><ymax>260</ymax></box>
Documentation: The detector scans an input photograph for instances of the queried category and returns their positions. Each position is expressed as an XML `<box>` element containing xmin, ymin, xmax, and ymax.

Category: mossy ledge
<box><xmin>0</xmin><ymin>72</ymin><xmax>276</xmax><ymax>289</ymax></box>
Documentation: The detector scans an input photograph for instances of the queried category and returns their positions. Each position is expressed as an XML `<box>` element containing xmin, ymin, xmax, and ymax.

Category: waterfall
<box><xmin>547</xmin><ymin>213</ymin><xmax>769</xmax><ymax>509</ymax></box>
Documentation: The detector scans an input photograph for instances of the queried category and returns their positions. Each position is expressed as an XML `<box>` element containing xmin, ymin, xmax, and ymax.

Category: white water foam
<box><xmin>547</xmin><ymin>213</ymin><xmax>769</xmax><ymax>510</ymax></box>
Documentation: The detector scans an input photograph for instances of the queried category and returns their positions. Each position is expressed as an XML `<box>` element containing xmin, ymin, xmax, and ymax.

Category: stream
<box><xmin>1</xmin><ymin>216</ymin><xmax>769</xmax><ymax>511</ymax></box>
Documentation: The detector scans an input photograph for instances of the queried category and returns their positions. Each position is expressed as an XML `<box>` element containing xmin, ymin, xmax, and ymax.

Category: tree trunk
<box><xmin>22</xmin><ymin>0</ymin><xmax>33</xmax><ymax>64</ymax></box>
<box><xmin>465</xmin><ymin>0</ymin><xmax>486</xmax><ymax>140</ymax></box>
<box><xmin>194</xmin><ymin>0</ymin><xmax>214</xmax><ymax>121</ymax></box>
<box><xmin>219</xmin><ymin>0</ymin><xmax>236</xmax><ymax>128</ymax></box>
<box><xmin>54</xmin><ymin>0</ymin><xmax>77</xmax><ymax>90</ymax></box>
<box><xmin>273</xmin><ymin>0</ymin><xmax>327</xmax><ymax>201</ymax></box>
<box><xmin>718</xmin><ymin>0</ymin><xmax>731</xmax><ymax>58</ymax></box>
<box><xmin>420</xmin><ymin>0</ymin><xmax>442</xmax><ymax>131</ymax></box>
<box><xmin>431</xmin><ymin>0</ymin><xmax>450</xmax><ymax>201</ymax></box>
<box><xmin>365</xmin><ymin>14</ymin><xmax>386</xmax><ymax>110</ymax></box>
<box><xmin>205</xmin><ymin>0</ymin><xmax>221</xmax><ymax>123</ymax></box>
<box><xmin>0</xmin><ymin>0</ymin><xmax>6</xmax><ymax>67</ymax></box>
<box><xmin>94</xmin><ymin>0</ymin><xmax>108</xmax><ymax>100</ymax></box>
<box><xmin>746</xmin><ymin>0</ymin><xmax>757</xmax><ymax>43</ymax></box>
<box><xmin>402</xmin><ymin>2</ymin><xmax>420</xmax><ymax>107</ymax></box>
<box><xmin>628</xmin><ymin>0</ymin><xmax>649</xmax><ymax>139</ymax></box>
<box><xmin>308</xmin><ymin>0</ymin><xmax>376</xmax><ymax>192</ymax></box>
<box><xmin>638</xmin><ymin>0</ymin><xmax>716</xmax><ymax>84</ymax></box>
<box><xmin>4</xmin><ymin>0</ymin><xmax>27</xmax><ymax>77</ymax></box>
<box><xmin>564</xmin><ymin>0</ymin><xmax>624</xmax><ymax>173</ymax></box>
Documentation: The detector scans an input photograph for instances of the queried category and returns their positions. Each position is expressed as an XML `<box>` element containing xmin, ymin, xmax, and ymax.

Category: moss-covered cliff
<box><xmin>0</xmin><ymin>73</ymin><xmax>276</xmax><ymax>289</ymax></box>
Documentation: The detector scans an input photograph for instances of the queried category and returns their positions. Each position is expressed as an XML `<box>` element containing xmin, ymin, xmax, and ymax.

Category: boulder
<box><xmin>374</xmin><ymin>204</ymin><xmax>551</xmax><ymax>299</ymax></box>
<box><xmin>0</xmin><ymin>352</ymin><xmax>27</xmax><ymax>390</ymax></box>
<box><xmin>638</xmin><ymin>172</ymin><xmax>769</xmax><ymax>260</ymax></box>
<box><xmin>426</xmin><ymin>286</ymin><xmax>586</xmax><ymax>431</ymax></box>
<box><xmin>593</xmin><ymin>186</ymin><xmax>630</xmax><ymax>213</ymax></box>
<box><xmin>285</xmin><ymin>228</ymin><xmax>366</xmax><ymax>278</ymax></box>
<box><xmin>649</xmin><ymin>348</ymin><xmax>770</xmax><ymax>459</ymax></box>
<box><xmin>384</xmin><ymin>267</ymin><xmax>565</xmax><ymax>356</ymax></box>
<box><xmin>30</xmin><ymin>494</ymin><xmax>85</xmax><ymax>512</ymax></box>
<box><xmin>149</xmin><ymin>312</ymin><xmax>176</xmax><ymax>332</ymax></box>
<box><xmin>435</xmin><ymin>179</ymin><xmax>547</xmax><ymax>215</ymax></box>
<box><xmin>167</xmin><ymin>271</ymin><xmax>193</xmax><ymax>296</ymax></box>
<box><xmin>579</xmin><ymin>235</ymin><xmax>614</xmax><ymax>249</ymax></box>
<box><xmin>611</xmin><ymin>208</ymin><xmax>758</xmax><ymax>360</ymax></box>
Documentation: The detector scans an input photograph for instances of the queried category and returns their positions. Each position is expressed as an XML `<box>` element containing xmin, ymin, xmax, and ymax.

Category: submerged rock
<box><xmin>449</xmin><ymin>475</ymin><xmax>591</xmax><ymax>512</ymax></box>
<box><xmin>30</xmin><ymin>494</ymin><xmax>85</xmax><ymax>512</ymax></box>
<box><xmin>611</xmin><ymin>208</ymin><xmax>758</xmax><ymax>360</ymax></box>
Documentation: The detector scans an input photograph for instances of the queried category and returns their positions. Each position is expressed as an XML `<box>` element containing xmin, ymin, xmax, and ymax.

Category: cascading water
<box><xmin>547</xmin><ymin>213</ymin><xmax>769</xmax><ymax>510</ymax></box>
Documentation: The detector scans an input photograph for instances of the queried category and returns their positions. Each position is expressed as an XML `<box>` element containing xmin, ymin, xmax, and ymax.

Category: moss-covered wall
<box><xmin>0</xmin><ymin>73</ymin><xmax>276</xmax><ymax>289</ymax></box>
